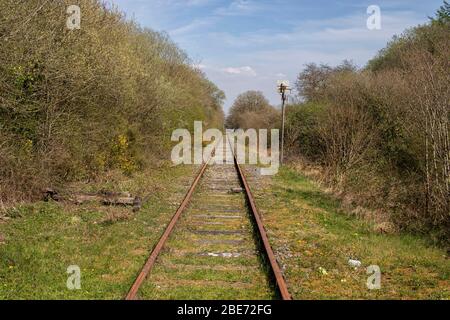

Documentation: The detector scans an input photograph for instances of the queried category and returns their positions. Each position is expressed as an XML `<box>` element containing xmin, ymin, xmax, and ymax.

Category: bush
<box><xmin>0</xmin><ymin>0</ymin><xmax>224</xmax><ymax>203</ymax></box>
<box><xmin>288</xmin><ymin>11</ymin><xmax>449</xmax><ymax>244</ymax></box>
<box><xmin>226</xmin><ymin>91</ymin><xmax>280</xmax><ymax>130</ymax></box>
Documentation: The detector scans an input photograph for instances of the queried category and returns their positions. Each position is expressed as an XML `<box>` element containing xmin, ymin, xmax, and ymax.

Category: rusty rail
<box><xmin>227</xmin><ymin>135</ymin><xmax>292</xmax><ymax>300</ymax></box>
<box><xmin>125</xmin><ymin>160</ymin><xmax>209</xmax><ymax>300</ymax></box>
<box><xmin>125</xmin><ymin>137</ymin><xmax>292</xmax><ymax>300</ymax></box>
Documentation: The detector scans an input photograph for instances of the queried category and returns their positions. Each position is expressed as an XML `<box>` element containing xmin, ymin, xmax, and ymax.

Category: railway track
<box><xmin>126</xmin><ymin>136</ymin><xmax>291</xmax><ymax>300</ymax></box>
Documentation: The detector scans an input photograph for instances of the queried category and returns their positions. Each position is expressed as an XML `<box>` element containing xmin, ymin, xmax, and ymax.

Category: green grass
<box><xmin>0</xmin><ymin>164</ymin><xmax>198</xmax><ymax>300</ymax></box>
<box><xmin>135</xmin><ymin>163</ymin><xmax>275</xmax><ymax>300</ymax></box>
<box><xmin>140</xmin><ymin>281</ymin><xmax>272</xmax><ymax>300</ymax></box>
<box><xmin>248</xmin><ymin>166</ymin><xmax>449</xmax><ymax>300</ymax></box>
<box><xmin>1</xmin><ymin>163</ymin><xmax>448</xmax><ymax>300</ymax></box>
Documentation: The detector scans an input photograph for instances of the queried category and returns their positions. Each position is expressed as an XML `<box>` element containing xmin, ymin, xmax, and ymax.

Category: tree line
<box><xmin>227</xmin><ymin>2</ymin><xmax>449</xmax><ymax>244</ymax></box>
<box><xmin>0</xmin><ymin>0</ymin><xmax>225</xmax><ymax>204</ymax></box>
<box><xmin>288</xmin><ymin>4</ymin><xmax>449</xmax><ymax>244</ymax></box>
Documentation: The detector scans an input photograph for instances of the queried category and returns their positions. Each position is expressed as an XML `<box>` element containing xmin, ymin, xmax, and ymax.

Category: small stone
<box><xmin>205</xmin><ymin>252</ymin><xmax>242</xmax><ymax>258</ymax></box>
<box><xmin>318</xmin><ymin>267</ymin><xmax>328</xmax><ymax>275</ymax></box>
<box><xmin>348</xmin><ymin>259</ymin><xmax>362</xmax><ymax>268</ymax></box>
<box><xmin>229</xmin><ymin>187</ymin><xmax>244</xmax><ymax>193</ymax></box>
<box><xmin>207</xmin><ymin>253</ymin><xmax>219</xmax><ymax>257</ymax></box>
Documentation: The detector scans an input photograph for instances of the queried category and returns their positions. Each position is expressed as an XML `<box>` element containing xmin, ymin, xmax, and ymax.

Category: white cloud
<box><xmin>198</xmin><ymin>64</ymin><xmax>257</xmax><ymax>77</ymax></box>
<box><xmin>200</xmin><ymin>11</ymin><xmax>424</xmax><ymax>51</ymax></box>
<box><xmin>185</xmin><ymin>0</ymin><xmax>213</xmax><ymax>6</ymax></box>
<box><xmin>221</xmin><ymin>66</ymin><xmax>257</xmax><ymax>76</ymax></box>
<box><xmin>214</xmin><ymin>0</ymin><xmax>262</xmax><ymax>16</ymax></box>
<box><xmin>110</xmin><ymin>0</ymin><xmax>434</xmax><ymax>111</ymax></box>
<box><xmin>196</xmin><ymin>10</ymin><xmax>426</xmax><ymax>110</ymax></box>
<box><xmin>170</xmin><ymin>17</ymin><xmax>217</xmax><ymax>36</ymax></box>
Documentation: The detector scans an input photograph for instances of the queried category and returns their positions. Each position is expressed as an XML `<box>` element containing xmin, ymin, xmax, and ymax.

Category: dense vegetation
<box><xmin>285</xmin><ymin>3</ymin><xmax>449</xmax><ymax>244</ymax></box>
<box><xmin>0</xmin><ymin>0</ymin><xmax>224</xmax><ymax>204</ymax></box>
<box><xmin>225</xmin><ymin>90</ymin><xmax>279</xmax><ymax>130</ymax></box>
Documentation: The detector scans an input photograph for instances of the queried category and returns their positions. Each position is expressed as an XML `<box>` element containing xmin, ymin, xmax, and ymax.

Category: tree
<box><xmin>295</xmin><ymin>63</ymin><xmax>332</xmax><ymax>102</ymax></box>
<box><xmin>295</xmin><ymin>61</ymin><xmax>358</xmax><ymax>102</ymax></box>
<box><xmin>0</xmin><ymin>0</ymin><xmax>225</xmax><ymax>203</ymax></box>
<box><xmin>431</xmin><ymin>1</ymin><xmax>450</xmax><ymax>24</ymax></box>
<box><xmin>334</xmin><ymin>59</ymin><xmax>358</xmax><ymax>73</ymax></box>
<box><xmin>226</xmin><ymin>91</ymin><xmax>279</xmax><ymax>129</ymax></box>
<box><xmin>289</xmin><ymin>7</ymin><xmax>450</xmax><ymax>243</ymax></box>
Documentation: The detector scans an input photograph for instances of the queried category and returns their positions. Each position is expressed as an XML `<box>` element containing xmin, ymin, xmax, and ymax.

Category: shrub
<box><xmin>0</xmin><ymin>0</ymin><xmax>224</xmax><ymax>203</ymax></box>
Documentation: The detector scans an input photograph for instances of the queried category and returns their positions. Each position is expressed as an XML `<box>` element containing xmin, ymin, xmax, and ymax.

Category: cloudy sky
<box><xmin>110</xmin><ymin>0</ymin><xmax>443</xmax><ymax>111</ymax></box>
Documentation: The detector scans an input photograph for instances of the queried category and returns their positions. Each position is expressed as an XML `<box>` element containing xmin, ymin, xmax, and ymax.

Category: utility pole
<box><xmin>277</xmin><ymin>80</ymin><xmax>291</xmax><ymax>166</ymax></box>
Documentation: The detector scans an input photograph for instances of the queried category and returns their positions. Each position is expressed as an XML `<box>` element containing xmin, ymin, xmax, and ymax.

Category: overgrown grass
<box><xmin>137</xmin><ymin>164</ymin><xmax>275</xmax><ymax>300</ymax></box>
<box><xmin>249</xmin><ymin>166</ymin><xmax>449</xmax><ymax>300</ymax></box>
<box><xmin>1</xmin><ymin>164</ymin><xmax>448</xmax><ymax>300</ymax></box>
<box><xmin>0</xmin><ymin>164</ymin><xmax>198</xmax><ymax>299</ymax></box>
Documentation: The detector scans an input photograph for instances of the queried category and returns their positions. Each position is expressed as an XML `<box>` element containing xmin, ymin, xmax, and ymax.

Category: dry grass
<box><xmin>285</xmin><ymin>22</ymin><xmax>449</xmax><ymax>243</ymax></box>
<box><xmin>0</xmin><ymin>164</ymin><xmax>199</xmax><ymax>299</ymax></box>
<box><xmin>245</xmin><ymin>165</ymin><xmax>449</xmax><ymax>300</ymax></box>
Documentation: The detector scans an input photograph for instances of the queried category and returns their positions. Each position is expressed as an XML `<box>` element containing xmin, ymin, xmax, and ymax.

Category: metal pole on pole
<box><xmin>281</xmin><ymin>90</ymin><xmax>286</xmax><ymax>166</ymax></box>
<box><xmin>277</xmin><ymin>80</ymin><xmax>290</xmax><ymax>167</ymax></box>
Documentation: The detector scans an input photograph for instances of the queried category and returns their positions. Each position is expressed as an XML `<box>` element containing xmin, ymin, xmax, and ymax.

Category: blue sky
<box><xmin>110</xmin><ymin>0</ymin><xmax>443</xmax><ymax>111</ymax></box>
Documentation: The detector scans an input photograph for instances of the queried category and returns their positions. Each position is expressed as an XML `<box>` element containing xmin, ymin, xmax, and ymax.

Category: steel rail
<box><xmin>125</xmin><ymin>160</ymin><xmax>210</xmax><ymax>300</ymax></box>
<box><xmin>227</xmin><ymin>134</ymin><xmax>292</xmax><ymax>300</ymax></box>
<box><xmin>125</xmin><ymin>136</ymin><xmax>292</xmax><ymax>300</ymax></box>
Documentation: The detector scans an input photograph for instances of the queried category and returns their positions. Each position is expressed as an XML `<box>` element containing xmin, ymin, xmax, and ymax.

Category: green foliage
<box><xmin>0</xmin><ymin>165</ymin><xmax>199</xmax><ymax>299</ymax></box>
<box><xmin>226</xmin><ymin>91</ymin><xmax>279</xmax><ymax>129</ymax></box>
<box><xmin>255</xmin><ymin>166</ymin><xmax>450</xmax><ymax>299</ymax></box>
<box><xmin>290</xmin><ymin>12</ymin><xmax>450</xmax><ymax>244</ymax></box>
<box><xmin>367</xmin><ymin>7</ymin><xmax>449</xmax><ymax>73</ymax></box>
<box><xmin>0</xmin><ymin>0</ymin><xmax>224</xmax><ymax>202</ymax></box>
<box><xmin>285</xmin><ymin>102</ymin><xmax>326</xmax><ymax>161</ymax></box>
<box><xmin>431</xmin><ymin>0</ymin><xmax>450</xmax><ymax>24</ymax></box>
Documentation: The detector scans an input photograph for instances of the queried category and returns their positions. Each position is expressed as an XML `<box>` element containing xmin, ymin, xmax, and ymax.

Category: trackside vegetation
<box><xmin>284</xmin><ymin>4</ymin><xmax>449</xmax><ymax>245</ymax></box>
<box><xmin>0</xmin><ymin>0</ymin><xmax>225</xmax><ymax>204</ymax></box>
